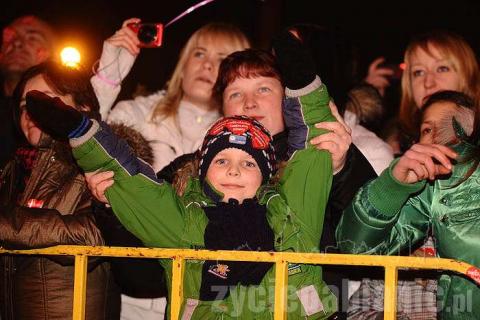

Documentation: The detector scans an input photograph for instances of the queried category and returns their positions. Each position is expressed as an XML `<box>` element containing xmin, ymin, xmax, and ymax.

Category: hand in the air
<box><xmin>25</xmin><ymin>90</ymin><xmax>90</xmax><ymax>140</ymax></box>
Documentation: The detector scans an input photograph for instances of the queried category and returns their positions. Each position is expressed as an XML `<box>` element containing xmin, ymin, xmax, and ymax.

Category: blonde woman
<box><xmin>89</xmin><ymin>19</ymin><xmax>250</xmax><ymax>320</ymax></box>
<box><xmin>92</xmin><ymin>18</ymin><xmax>250</xmax><ymax>171</ymax></box>
<box><xmin>397</xmin><ymin>30</ymin><xmax>480</xmax><ymax>151</ymax></box>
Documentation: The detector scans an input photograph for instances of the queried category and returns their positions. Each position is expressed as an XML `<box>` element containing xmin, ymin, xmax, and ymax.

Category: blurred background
<box><xmin>2</xmin><ymin>0</ymin><xmax>479</xmax><ymax>109</ymax></box>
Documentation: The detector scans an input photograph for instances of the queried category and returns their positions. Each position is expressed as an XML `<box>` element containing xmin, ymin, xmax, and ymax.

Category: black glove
<box><xmin>25</xmin><ymin>90</ymin><xmax>92</xmax><ymax>141</ymax></box>
<box><xmin>271</xmin><ymin>29</ymin><xmax>317</xmax><ymax>90</ymax></box>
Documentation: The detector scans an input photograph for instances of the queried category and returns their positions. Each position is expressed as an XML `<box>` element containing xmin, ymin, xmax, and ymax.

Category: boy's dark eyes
<box><xmin>215</xmin><ymin>159</ymin><xmax>227</xmax><ymax>165</ymax></box>
<box><xmin>244</xmin><ymin>161</ymin><xmax>256</xmax><ymax>168</ymax></box>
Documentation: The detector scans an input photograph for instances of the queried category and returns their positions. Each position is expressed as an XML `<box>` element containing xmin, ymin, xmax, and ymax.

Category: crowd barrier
<box><xmin>1</xmin><ymin>245</ymin><xmax>479</xmax><ymax>320</ymax></box>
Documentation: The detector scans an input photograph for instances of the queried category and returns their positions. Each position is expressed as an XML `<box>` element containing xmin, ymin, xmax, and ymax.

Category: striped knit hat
<box><xmin>199</xmin><ymin>116</ymin><xmax>276</xmax><ymax>184</ymax></box>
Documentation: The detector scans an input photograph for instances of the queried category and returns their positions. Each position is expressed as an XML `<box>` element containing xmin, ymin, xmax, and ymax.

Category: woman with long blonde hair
<box><xmin>92</xmin><ymin>19</ymin><xmax>250</xmax><ymax>171</ymax></box>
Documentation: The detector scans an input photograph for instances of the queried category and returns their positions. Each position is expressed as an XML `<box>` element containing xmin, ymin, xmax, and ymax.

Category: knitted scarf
<box><xmin>199</xmin><ymin>198</ymin><xmax>275</xmax><ymax>301</ymax></box>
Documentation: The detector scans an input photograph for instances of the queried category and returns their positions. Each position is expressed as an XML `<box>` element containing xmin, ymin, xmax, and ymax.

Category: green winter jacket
<box><xmin>337</xmin><ymin>143</ymin><xmax>480</xmax><ymax>320</ymax></box>
<box><xmin>71</xmin><ymin>77</ymin><xmax>337</xmax><ymax>319</ymax></box>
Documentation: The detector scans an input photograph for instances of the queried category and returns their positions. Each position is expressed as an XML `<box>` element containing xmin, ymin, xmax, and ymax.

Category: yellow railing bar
<box><xmin>72</xmin><ymin>255</ymin><xmax>88</xmax><ymax>320</ymax></box>
<box><xmin>384</xmin><ymin>266</ymin><xmax>398</xmax><ymax>320</ymax></box>
<box><xmin>1</xmin><ymin>245</ymin><xmax>478</xmax><ymax>320</ymax></box>
<box><xmin>0</xmin><ymin>245</ymin><xmax>471</xmax><ymax>271</ymax></box>
<box><xmin>274</xmin><ymin>259</ymin><xmax>288</xmax><ymax>320</ymax></box>
<box><xmin>170</xmin><ymin>257</ymin><xmax>185</xmax><ymax>320</ymax></box>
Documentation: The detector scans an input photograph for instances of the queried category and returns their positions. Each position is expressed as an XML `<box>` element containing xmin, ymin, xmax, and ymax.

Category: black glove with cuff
<box><xmin>271</xmin><ymin>29</ymin><xmax>317</xmax><ymax>90</ymax></box>
<box><xmin>25</xmin><ymin>90</ymin><xmax>92</xmax><ymax>141</ymax></box>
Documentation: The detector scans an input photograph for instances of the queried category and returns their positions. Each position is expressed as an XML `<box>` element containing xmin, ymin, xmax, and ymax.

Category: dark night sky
<box><xmin>2</xmin><ymin>0</ymin><xmax>480</xmax><ymax>100</ymax></box>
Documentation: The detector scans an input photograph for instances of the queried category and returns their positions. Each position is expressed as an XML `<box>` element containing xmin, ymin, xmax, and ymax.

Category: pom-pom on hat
<box><xmin>199</xmin><ymin>116</ymin><xmax>276</xmax><ymax>184</ymax></box>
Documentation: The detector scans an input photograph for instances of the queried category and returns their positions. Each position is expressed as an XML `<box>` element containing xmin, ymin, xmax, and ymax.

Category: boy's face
<box><xmin>206</xmin><ymin>148</ymin><xmax>262</xmax><ymax>204</ymax></box>
<box><xmin>222</xmin><ymin>76</ymin><xmax>285</xmax><ymax>135</ymax></box>
<box><xmin>419</xmin><ymin>101</ymin><xmax>457</xmax><ymax>144</ymax></box>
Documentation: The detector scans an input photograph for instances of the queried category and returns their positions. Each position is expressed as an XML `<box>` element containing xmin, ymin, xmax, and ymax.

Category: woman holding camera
<box><xmin>92</xmin><ymin>18</ymin><xmax>250</xmax><ymax>171</ymax></box>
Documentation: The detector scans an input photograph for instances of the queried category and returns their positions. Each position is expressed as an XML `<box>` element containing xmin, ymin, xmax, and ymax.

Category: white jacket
<box><xmin>107</xmin><ymin>93</ymin><xmax>219</xmax><ymax>171</ymax></box>
<box><xmin>90</xmin><ymin>42</ymin><xmax>220</xmax><ymax>171</ymax></box>
<box><xmin>344</xmin><ymin>110</ymin><xmax>393</xmax><ymax>175</ymax></box>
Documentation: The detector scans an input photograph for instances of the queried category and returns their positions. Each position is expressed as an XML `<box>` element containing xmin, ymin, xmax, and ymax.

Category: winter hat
<box><xmin>199</xmin><ymin>116</ymin><xmax>276</xmax><ymax>184</ymax></box>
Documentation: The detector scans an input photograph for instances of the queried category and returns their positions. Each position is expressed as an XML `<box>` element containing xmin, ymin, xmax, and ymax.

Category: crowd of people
<box><xmin>0</xmin><ymin>11</ymin><xmax>479</xmax><ymax>320</ymax></box>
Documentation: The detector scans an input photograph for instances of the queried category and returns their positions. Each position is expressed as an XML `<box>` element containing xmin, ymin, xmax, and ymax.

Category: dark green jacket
<box><xmin>337</xmin><ymin>144</ymin><xmax>480</xmax><ymax>320</ymax></box>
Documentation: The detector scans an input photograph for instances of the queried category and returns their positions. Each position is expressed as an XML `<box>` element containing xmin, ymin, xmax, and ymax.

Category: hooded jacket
<box><xmin>0</xmin><ymin>134</ymin><xmax>120</xmax><ymax>320</ymax></box>
<box><xmin>71</xmin><ymin>77</ymin><xmax>338</xmax><ymax>319</ymax></box>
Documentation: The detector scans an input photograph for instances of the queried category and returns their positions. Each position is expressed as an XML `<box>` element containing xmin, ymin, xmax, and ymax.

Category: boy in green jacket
<box><xmin>25</xmin><ymin>31</ymin><xmax>338</xmax><ymax>319</ymax></box>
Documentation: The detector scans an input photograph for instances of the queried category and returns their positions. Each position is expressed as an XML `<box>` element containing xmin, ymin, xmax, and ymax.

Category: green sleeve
<box><xmin>279</xmin><ymin>79</ymin><xmax>335</xmax><ymax>245</ymax></box>
<box><xmin>336</xmin><ymin>162</ymin><xmax>430</xmax><ymax>255</ymax></box>
<box><xmin>71</xmin><ymin>122</ymin><xmax>185</xmax><ymax>248</ymax></box>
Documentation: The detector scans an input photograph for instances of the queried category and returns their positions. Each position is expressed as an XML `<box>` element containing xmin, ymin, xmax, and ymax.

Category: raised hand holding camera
<box><xmin>127</xmin><ymin>22</ymin><xmax>163</xmax><ymax>48</ymax></box>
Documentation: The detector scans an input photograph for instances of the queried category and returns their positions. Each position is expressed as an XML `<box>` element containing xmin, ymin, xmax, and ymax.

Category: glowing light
<box><xmin>399</xmin><ymin>62</ymin><xmax>407</xmax><ymax>70</ymax></box>
<box><xmin>60</xmin><ymin>47</ymin><xmax>81</xmax><ymax>68</ymax></box>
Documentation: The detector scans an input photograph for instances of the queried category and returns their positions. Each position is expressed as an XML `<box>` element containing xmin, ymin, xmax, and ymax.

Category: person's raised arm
<box><xmin>271</xmin><ymin>30</ymin><xmax>336</xmax><ymax>243</ymax></box>
<box><xmin>364</xmin><ymin>56</ymin><xmax>394</xmax><ymax>97</ymax></box>
<box><xmin>91</xmin><ymin>18</ymin><xmax>141</xmax><ymax>119</ymax></box>
<box><xmin>336</xmin><ymin>143</ymin><xmax>456</xmax><ymax>254</ymax></box>
<box><xmin>310</xmin><ymin>100</ymin><xmax>352</xmax><ymax>174</ymax></box>
<box><xmin>25</xmin><ymin>90</ymin><xmax>185</xmax><ymax>248</ymax></box>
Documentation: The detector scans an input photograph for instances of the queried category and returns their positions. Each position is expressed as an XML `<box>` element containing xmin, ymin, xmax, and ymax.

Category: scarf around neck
<box><xmin>199</xmin><ymin>198</ymin><xmax>275</xmax><ymax>301</ymax></box>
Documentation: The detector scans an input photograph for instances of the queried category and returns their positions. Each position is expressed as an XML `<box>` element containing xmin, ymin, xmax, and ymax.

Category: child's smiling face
<box><xmin>206</xmin><ymin>148</ymin><xmax>262</xmax><ymax>204</ymax></box>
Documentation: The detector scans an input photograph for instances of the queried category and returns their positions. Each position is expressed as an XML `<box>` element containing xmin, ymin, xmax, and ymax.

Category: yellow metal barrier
<box><xmin>1</xmin><ymin>245</ymin><xmax>479</xmax><ymax>320</ymax></box>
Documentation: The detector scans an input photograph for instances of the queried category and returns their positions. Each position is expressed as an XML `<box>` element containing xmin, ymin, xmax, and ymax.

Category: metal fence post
<box><xmin>383</xmin><ymin>265</ymin><xmax>398</xmax><ymax>320</ymax></box>
<box><xmin>72</xmin><ymin>254</ymin><xmax>88</xmax><ymax>320</ymax></box>
<box><xmin>171</xmin><ymin>257</ymin><xmax>185</xmax><ymax>319</ymax></box>
<box><xmin>274</xmin><ymin>259</ymin><xmax>288</xmax><ymax>320</ymax></box>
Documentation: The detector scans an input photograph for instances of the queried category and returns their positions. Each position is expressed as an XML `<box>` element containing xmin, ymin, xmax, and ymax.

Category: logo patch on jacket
<box><xmin>208</xmin><ymin>263</ymin><xmax>230</xmax><ymax>279</ymax></box>
<box><xmin>288</xmin><ymin>263</ymin><xmax>302</xmax><ymax>276</ymax></box>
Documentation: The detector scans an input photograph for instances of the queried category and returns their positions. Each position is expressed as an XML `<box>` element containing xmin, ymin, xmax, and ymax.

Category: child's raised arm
<box><xmin>25</xmin><ymin>90</ymin><xmax>185</xmax><ymax>249</ymax></box>
<box><xmin>270</xmin><ymin>30</ymin><xmax>336</xmax><ymax>245</ymax></box>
